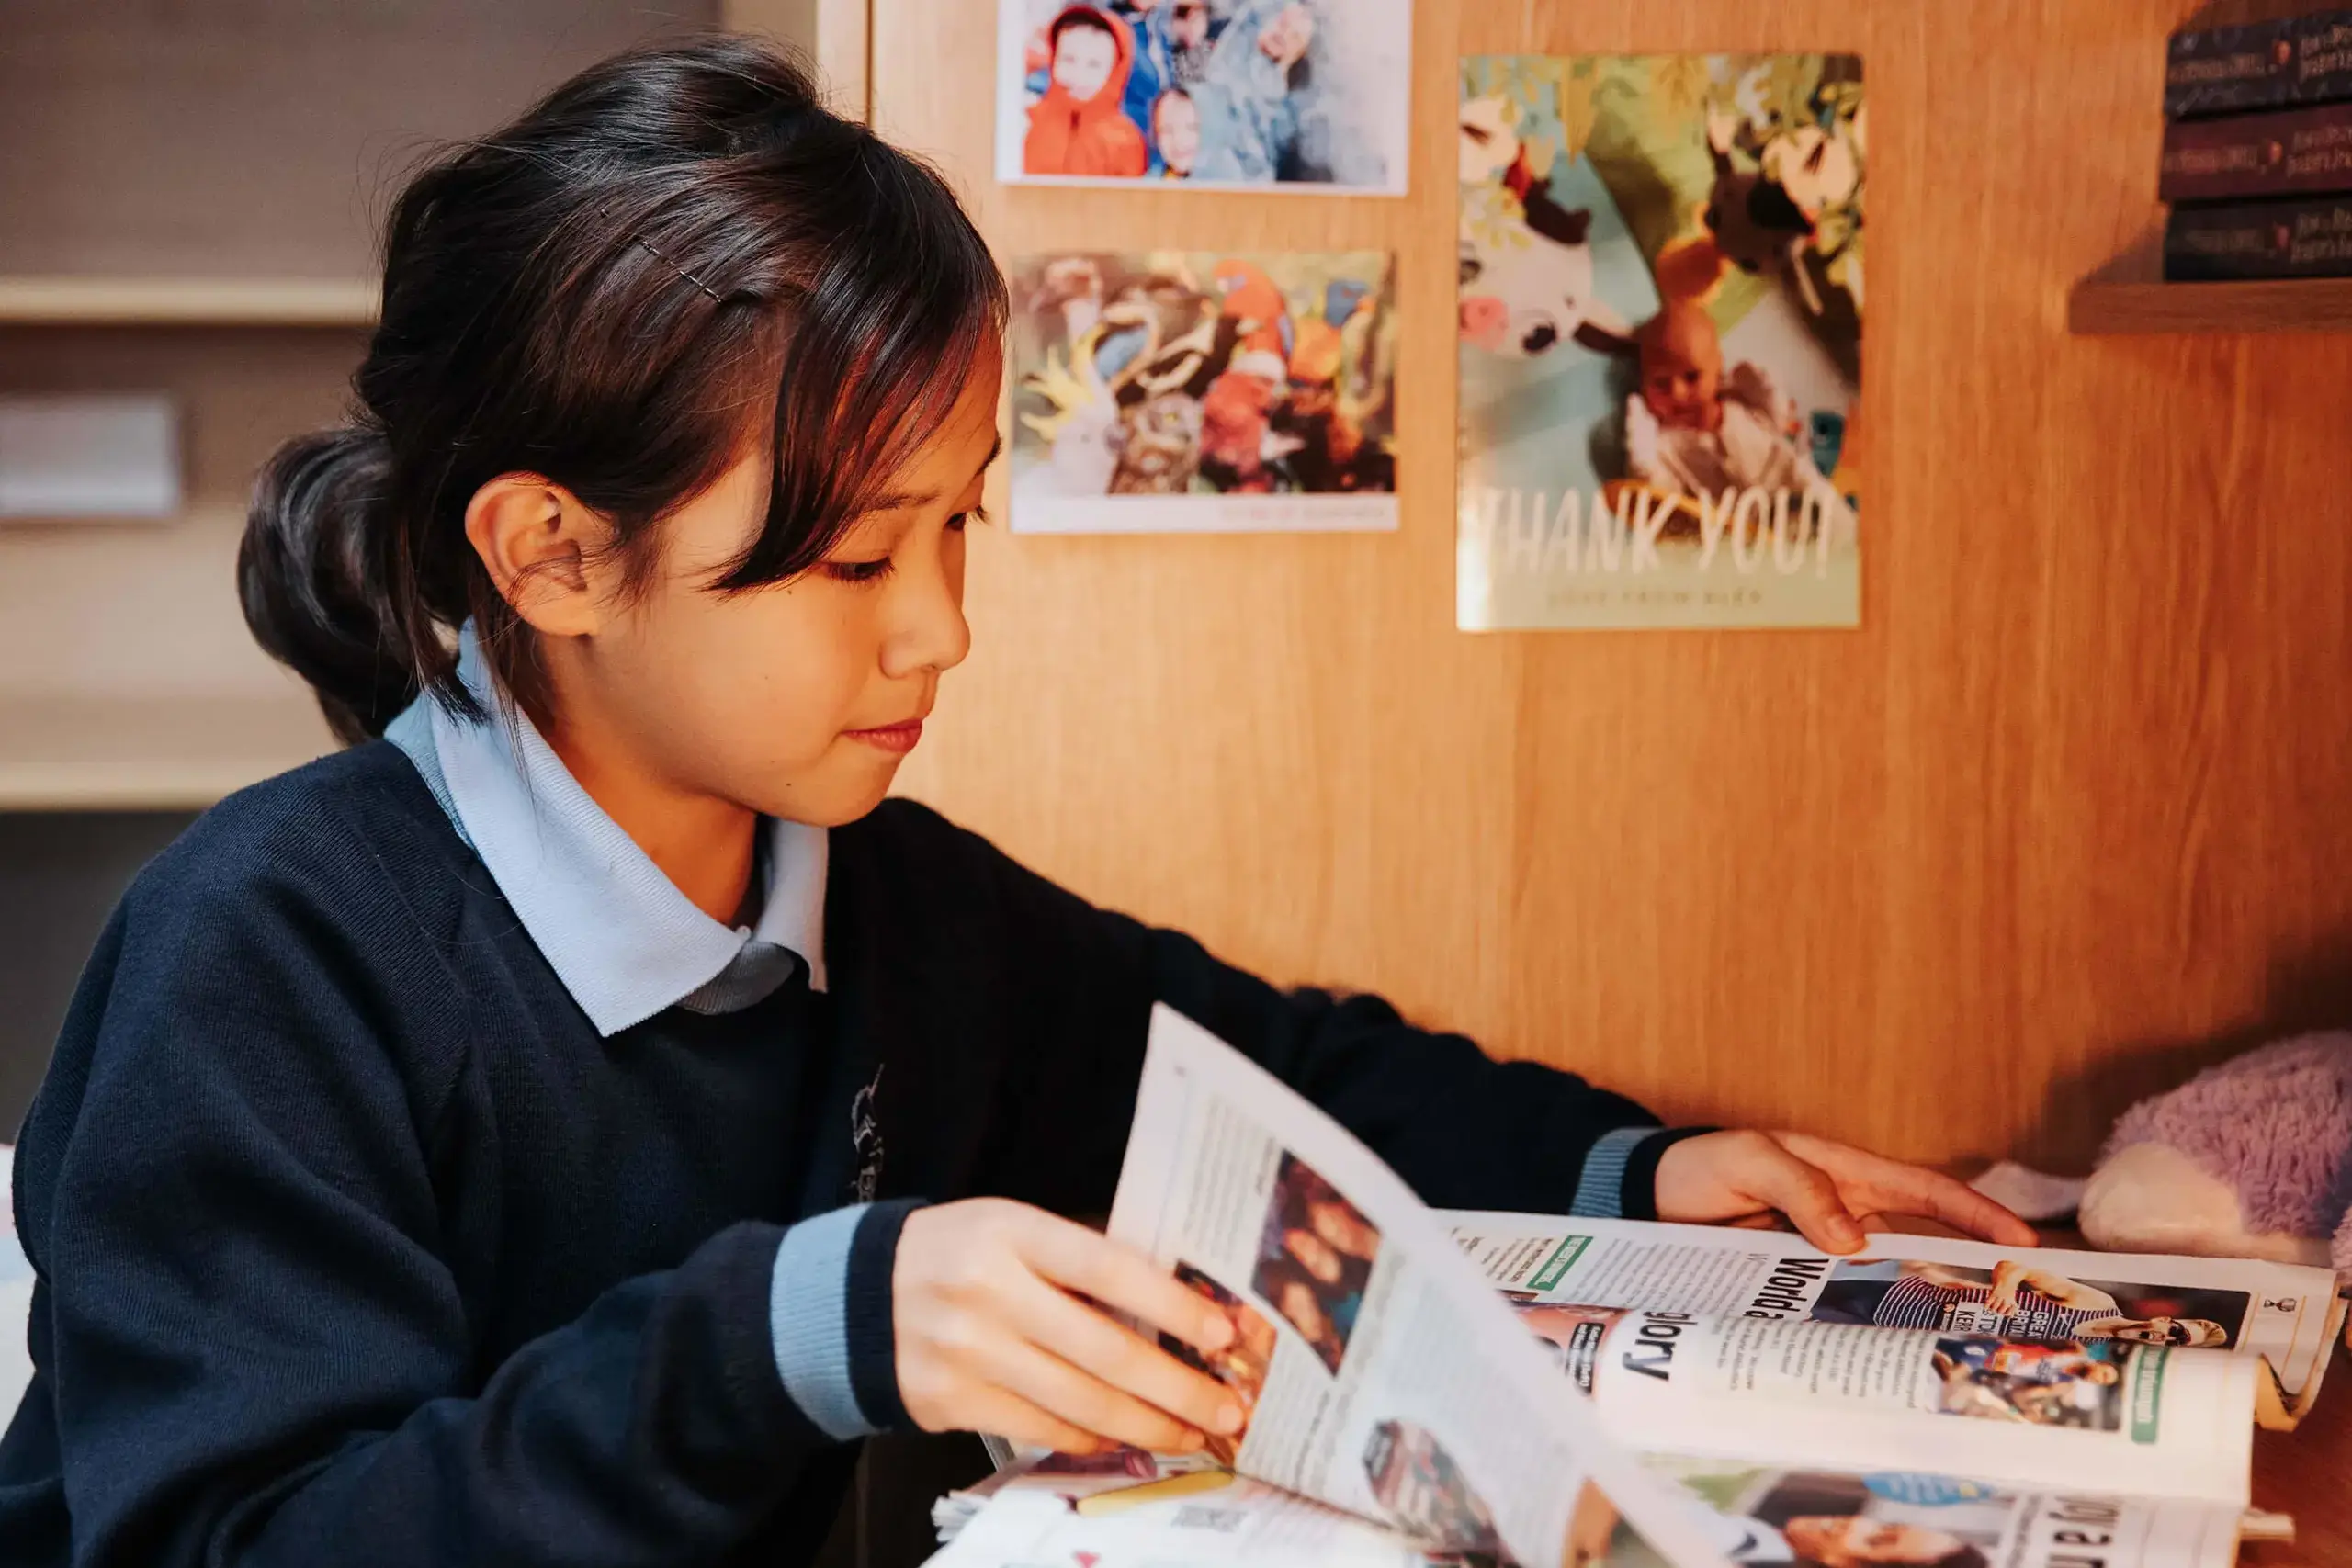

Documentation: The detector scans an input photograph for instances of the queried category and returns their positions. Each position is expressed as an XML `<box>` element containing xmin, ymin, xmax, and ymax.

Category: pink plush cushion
<box><xmin>2100</xmin><ymin>1033</ymin><xmax>2352</xmax><ymax>1283</ymax></box>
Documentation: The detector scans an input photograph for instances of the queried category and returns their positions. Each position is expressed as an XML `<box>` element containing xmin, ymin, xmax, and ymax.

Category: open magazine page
<box><xmin>1106</xmin><ymin>1006</ymin><xmax>1734</xmax><ymax>1568</ymax></box>
<box><xmin>1444</xmin><ymin>1212</ymin><xmax>2340</xmax><ymax>1405</ymax></box>
<box><xmin>1510</xmin><ymin>1303</ymin><xmax>2254</xmax><ymax>1505</ymax></box>
<box><xmin>1596</xmin><ymin>1455</ymin><xmax>2247</xmax><ymax>1568</ymax></box>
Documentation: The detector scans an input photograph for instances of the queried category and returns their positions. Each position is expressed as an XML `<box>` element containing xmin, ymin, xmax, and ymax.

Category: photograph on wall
<box><xmin>1007</xmin><ymin>249</ymin><xmax>1399</xmax><ymax>534</ymax></box>
<box><xmin>1457</xmin><ymin>54</ymin><xmax>1865</xmax><ymax>630</ymax></box>
<box><xmin>995</xmin><ymin>0</ymin><xmax>1413</xmax><ymax>195</ymax></box>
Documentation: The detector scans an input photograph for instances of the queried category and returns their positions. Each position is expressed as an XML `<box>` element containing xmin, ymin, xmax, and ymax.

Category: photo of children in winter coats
<box><xmin>1457</xmin><ymin>54</ymin><xmax>1865</xmax><ymax>630</ymax></box>
<box><xmin>998</xmin><ymin>0</ymin><xmax>1412</xmax><ymax>194</ymax></box>
<box><xmin>1007</xmin><ymin>249</ymin><xmax>1399</xmax><ymax>533</ymax></box>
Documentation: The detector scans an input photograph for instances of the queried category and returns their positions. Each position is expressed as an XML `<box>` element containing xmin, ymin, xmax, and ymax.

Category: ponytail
<box><xmin>237</xmin><ymin>426</ymin><xmax>433</xmax><ymax>744</ymax></box>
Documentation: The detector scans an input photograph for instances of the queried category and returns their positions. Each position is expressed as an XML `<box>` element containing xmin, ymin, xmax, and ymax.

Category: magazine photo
<box><xmin>995</xmin><ymin>0</ymin><xmax>1413</xmax><ymax>194</ymax></box>
<box><xmin>1006</xmin><ymin>249</ymin><xmax>1399</xmax><ymax>534</ymax></box>
<box><xmin>1457</xmin><ymin>53</ymin><xmax>1866</xmax><ymax>630</ymax></box>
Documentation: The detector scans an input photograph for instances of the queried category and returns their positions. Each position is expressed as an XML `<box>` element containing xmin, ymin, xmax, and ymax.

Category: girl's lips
<box><xmin>845</xmin><ymin>720</ymin><xmax>923</xmax><ymax>755</ymax></box>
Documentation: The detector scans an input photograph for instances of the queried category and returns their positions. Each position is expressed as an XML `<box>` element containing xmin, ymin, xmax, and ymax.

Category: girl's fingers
<box><xmin>1005</xmin><ymin>1269</ymin><xmax>1245</xmax><ymax>1438</ymax></box>
<box><xmin>1741</xmin><ymin>1143</ymin><xmax>1864</xmax><ymax>1253</ymax></box>
<box><xmin>1018</xmin><ymin>1214</ymin><xmax>1235</xmax><ymax>1355</ymax></box>
<box><xmin>1782</xmin><ymin>1135</ymin><xmax>2038</xmax><ymax>1247</ymax></box>
<box><xmin>946</xmin><ymin>1381</ymin><xmax>1116</xmax><ymax>1459</ymax></box>
<box><xmin>979</xmin><ymin>1327</ymin><xmax>1210</xmax><ymax>1455</ymax></box>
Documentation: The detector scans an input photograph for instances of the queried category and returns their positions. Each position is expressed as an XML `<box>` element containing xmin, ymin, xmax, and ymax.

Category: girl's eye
<box><xmin>947</xmin><ymin>506</ymin><xmax>989</xmax><ymax>533</ymax></box>
<box><xmin>823</xmin><ymin>557</ymin><xmax>895</xmax><ymax>584</ymax></box>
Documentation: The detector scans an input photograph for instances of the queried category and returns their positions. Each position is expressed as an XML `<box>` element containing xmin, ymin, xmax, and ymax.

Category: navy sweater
<box><xmin>0</xmin><ymin>741</ymin><xmax>1664</xmax><ymax>1566</ymax></box>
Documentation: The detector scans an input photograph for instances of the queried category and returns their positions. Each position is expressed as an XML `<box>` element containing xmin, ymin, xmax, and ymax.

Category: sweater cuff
<box><xmin>769</xmin><ymin>1199</ymin><xmax>925</xmax><ymax>1439</ymax></box>
<box><xmin>1567</xmin><ymin>1128</ymin><xmax>1653</xmax><ymax>1218</ymax></box>
<box><xmin>1616</xmin><ymin>1126</ymin><xmax>1722</xmax><ymax>1222</ymax></box>
<box><xmin>847</xmin><ymin>1198</ymin><xmax>923</xmax><ymax>1432</ymax></box>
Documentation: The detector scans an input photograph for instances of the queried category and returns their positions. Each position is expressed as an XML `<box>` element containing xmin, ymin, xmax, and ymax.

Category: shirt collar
<box><xmin>385</xmin><ymin>626</ymin><xmax>828</xmax><ymax>1035</ymax></box>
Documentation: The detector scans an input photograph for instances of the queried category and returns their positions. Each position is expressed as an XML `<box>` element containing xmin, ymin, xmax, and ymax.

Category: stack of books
<box><xmin>2163</xmin><ymin>8</ymin><xmax>2352</xmax><ymax>279</ymax></box>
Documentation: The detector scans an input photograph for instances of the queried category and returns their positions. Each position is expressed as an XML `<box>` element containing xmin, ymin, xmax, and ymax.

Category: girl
<box><xmin>0</xmin><ymin>38</ymin><xmax>2030</xmax><ymax>1568</ymax></box>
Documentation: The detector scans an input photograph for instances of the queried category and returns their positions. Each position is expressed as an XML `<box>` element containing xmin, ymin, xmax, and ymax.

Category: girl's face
<box><xmin>544</xmin><ymin>345</ymin><xmax>1001</xmax><ymax>829</ymax></box>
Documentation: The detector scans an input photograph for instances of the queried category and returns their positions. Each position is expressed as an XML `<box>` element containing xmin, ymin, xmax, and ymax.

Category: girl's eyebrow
<box><xmin>865</xmin><ymin>434</ymin><xmax>1004</xmax><ymax>513</ymax></box>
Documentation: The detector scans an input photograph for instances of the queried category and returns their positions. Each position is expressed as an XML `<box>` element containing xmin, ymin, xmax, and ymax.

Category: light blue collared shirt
<box><xmin>385</xmin><ymin>628</ymin><xmax>828</xmax><ymax>1036</ymax></box>
<box><xmin>386</xmin><ymin>627</ymin><xmax>883</xmax><ymax>1440</ymax></box>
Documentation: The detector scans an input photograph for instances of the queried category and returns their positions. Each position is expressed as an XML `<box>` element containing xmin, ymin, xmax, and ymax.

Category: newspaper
<box><xmin>924</xmin><ymin>1013</ymin><xmax>2340</xmax><ymax>1568</ymax></box>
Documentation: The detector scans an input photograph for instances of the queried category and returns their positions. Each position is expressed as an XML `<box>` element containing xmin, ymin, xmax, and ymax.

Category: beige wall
<box><xmin>0</xmin><ymin>2</ymin><xmax>727</xmax><ymax>790</ymax></box>
<box><xmin>879</xmin><ymin>0</ymin><xmax>2352</xmax><ymax>1171</ymax></box>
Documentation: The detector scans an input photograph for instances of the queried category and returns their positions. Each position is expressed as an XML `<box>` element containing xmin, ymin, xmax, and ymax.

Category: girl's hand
<box><xmin>893</xmin><ymin>1200</ymin><xmax>1248</xmax><ymax>1455</ymax></box>
<box><xmin>1653</xmin><ymin>1130</ymin><xmax>2039</xmax><ymax>1255</ymax></box>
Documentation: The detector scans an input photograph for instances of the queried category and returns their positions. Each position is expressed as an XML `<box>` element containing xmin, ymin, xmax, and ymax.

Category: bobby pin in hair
<box><xmin>634</xmin><ymin>234</ymin><xmax>727</xmax><ymax>302</ymax></box>
<box><xmin>596</xmin><ymin>205</ymin><xmax>727</xmax><ymax>302</ymax></box>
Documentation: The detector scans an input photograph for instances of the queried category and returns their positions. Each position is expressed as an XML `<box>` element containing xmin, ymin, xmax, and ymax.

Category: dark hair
<box><xmin>241</xmin><ymin>36</ymin><xmax>1007</xmax><ymax>742</ymax></box>
<box><xmin>1051</xmin><ymin>9</ymin><xmax>1121</xmax><ymax>48</ymax></box>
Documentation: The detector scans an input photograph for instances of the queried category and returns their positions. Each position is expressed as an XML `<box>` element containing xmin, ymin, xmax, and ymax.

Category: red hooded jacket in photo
<box><xmin>1023</xmin><ymin>6</ymin><xmax>1148</xmax><ymax>178</ymax></box>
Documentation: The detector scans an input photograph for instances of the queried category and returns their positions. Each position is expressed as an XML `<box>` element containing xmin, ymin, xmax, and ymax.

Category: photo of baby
<box><xmin>1249</xmin><ymin>1152</ymin><xmax>1379</xmax><ymax>1374</ymax></box>
<box><xmin>997</xmin><ymin>0</ymin><xmax>1413</xmax><ymax>194</ymax></box>
<box><xmin>1457</xmin><ymin>52</ymin><xmax>1865</xmax><ymax>630</ymax></box>
<box><xmin>1159</xmin><ymin>1262</ymin><xmax>1278</xmax><ymax>1461</ymax></box>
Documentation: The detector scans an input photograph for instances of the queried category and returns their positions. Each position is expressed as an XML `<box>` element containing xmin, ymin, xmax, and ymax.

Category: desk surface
<box><xmin>2251</xmin><ymin>1361</ymin><xmax>2352</xmax><ymax>1564</ymax></box>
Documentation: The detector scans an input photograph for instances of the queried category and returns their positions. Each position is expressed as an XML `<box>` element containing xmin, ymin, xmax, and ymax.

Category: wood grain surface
<box><xmin>873</xmin><ymin>0</ymin><xmax>2352</xmax><ymax>1173</ymax></box>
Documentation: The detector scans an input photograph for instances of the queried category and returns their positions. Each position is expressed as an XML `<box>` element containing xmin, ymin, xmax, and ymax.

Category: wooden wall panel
<box><xmin>877</xmin><ymin>0</ymin><xmax>2352</xmax><ymax>1170</ymax></box>
<box><xmin>0</xmin><ymin>0</ymin><xmax>718</xmax><ymax>279</ymax></box>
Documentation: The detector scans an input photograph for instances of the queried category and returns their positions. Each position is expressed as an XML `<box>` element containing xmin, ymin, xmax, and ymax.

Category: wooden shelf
<box><xmin>0</xmin><ymin>276</ymin><xmax>377</xmax><ymax>328</ymax></box>
<box><xmin>0</xmin><ymin>693</ymin><xmax>336</xmax><ymax>810</ymax></box>
<box><xmin>2069</xmin><ymin>237</ymin><xmax>2352</xmax><ymax>336</ymax></box>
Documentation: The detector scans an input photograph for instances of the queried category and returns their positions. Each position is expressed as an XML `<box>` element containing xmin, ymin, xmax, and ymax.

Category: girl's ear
<box><xmin>463</xmin><ymin>473</ymin><xmax>611</xmax><ymax>638</ymax></box>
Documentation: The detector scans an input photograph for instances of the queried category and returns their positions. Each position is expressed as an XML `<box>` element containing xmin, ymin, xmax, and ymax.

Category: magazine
<box><xmin>1457</xmin><ymin>53</ymin><xmax>1864</xmax><ymax>630</ymax></box>
<box><xmin>926</xmin><ymin>1011</ymin><xmax>2344</xmax><ymax>1568</ymax></box>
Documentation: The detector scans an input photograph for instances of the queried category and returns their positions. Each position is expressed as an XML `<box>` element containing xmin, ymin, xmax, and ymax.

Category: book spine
<box><xmin>2161</xmin><ymin>100</ymin><xmax>2352</xmax><ymax>200</ymax></box>
<box><xmin>2295</xmin><ymin>12</ymin><xmax>2352</xmax><ymax>107</ymax></box>
<box><xmin>2166</xmin><ymin>8</ymin><xmax>2352</xmax><ymax>118</ymax></box>
<box><xmin>2164</xmin><ymin>193</ymin><xmax>2352</xmax><ymax>278</ymax></box>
